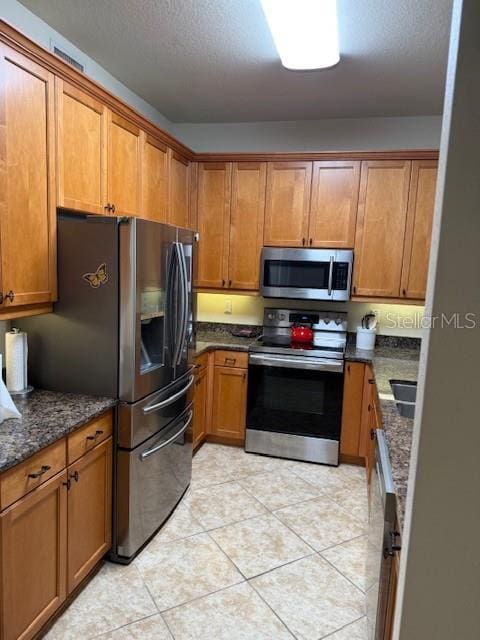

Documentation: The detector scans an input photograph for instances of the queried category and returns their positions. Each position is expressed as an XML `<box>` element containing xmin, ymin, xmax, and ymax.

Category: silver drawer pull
<box><xmin>143</xmin><ymin>376</ymin><xmax>194</xmax><ymax>415</ymax></box>
<box><xmin>141</xmin><ymin>411</ymin><xmax>193</xmax><ymax>460</ymax></box>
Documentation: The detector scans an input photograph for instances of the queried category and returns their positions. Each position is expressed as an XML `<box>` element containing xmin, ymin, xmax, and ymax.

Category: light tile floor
<box><xmin>45</xmin><ymin>444</ymin><xmax>368</xmax><ymax>640</ymax></box>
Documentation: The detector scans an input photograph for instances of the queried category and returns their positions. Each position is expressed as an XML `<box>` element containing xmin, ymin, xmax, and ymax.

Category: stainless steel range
<box><xmin>246</xmin><ymin>308</ymin><xmax>348</xmax><ymax>466</ymax></box>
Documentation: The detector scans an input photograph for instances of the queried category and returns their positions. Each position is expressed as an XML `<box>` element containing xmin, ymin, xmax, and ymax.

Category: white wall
<box><xmin>197</xmin><ymin>293</ymin><xmax>424</xmax><ymax>338</ymax></box>
<box><xmin>3</xmin><ymin>1</ymin><xmax>442</xmax><ymax>155</ymax></box>
<box><xmin>395</xmin><ymin>1</ymin><xmax>480</xmax><ymax>637</ymax></box>
<box><xmin>2</xmin><ymin>0</ymin><xmax>174</xmax><ymax>133</ymax></box>
<box><xmin>173</xmin><ymin>115</ymin><xmax>442</xmax><ymax>153</ymax></box>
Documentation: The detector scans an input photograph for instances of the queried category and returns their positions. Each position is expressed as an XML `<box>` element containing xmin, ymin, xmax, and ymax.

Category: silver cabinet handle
<box><xmin>143</xmin><ymin>375</ymin><xmax>194</xmax><ymax>415</ymax></box>
<box><xmin>141</xmin><ymin>411</ymin><xmax>193</xmax><ymax>459</ymax></box>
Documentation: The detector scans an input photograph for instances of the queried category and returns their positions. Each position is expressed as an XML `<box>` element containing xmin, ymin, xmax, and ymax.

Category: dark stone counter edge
<box><xmin>0</xmin><ymin>398</ymin><xmax>118</xmax><ymax>475</ymax></box>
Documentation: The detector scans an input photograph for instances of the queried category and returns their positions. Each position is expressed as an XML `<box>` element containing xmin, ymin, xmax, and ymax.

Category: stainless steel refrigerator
<box><xmin>20</xmin><ymin>211</ymin><xmax>196</xmax><ymax>562</ymax></box>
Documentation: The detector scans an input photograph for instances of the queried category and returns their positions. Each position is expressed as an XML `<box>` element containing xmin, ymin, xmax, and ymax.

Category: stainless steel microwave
<box><xmin>260</xmin><ymin>248</ymin><xmax>353</xmax><ymax>301</ymax></box>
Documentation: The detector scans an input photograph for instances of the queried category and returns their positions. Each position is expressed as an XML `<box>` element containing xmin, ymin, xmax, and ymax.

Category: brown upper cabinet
<box><xmin>0</xmin><ymin>44</ymin><xmax>57</xmax><ymax>315</ymax></box>
<box><xmin>56</xmin><ymin>79</ymin><xmax>108</xmax><ymax>215</ymax></box>
<box><xmin>309</xmin><ymin>161</ymin><xmax>360</xmax><ymax>248</ymax></box>
<box><xmin>401</xmin><ymin>160</ymin><xmax>438</xmax><ymax>300</ymax></box>
<box><xmin>353</xmin><ymin>160</ymin><xmax>412</xmax><ymax>298</ymax></box>
<box><xmin>196</xmin><ymin>163</ymin><xmax>232</xmax><ymax>288</ymax></box>
<box><xmin>196</xmin><ymin>162</ymin><xmax>266</xmax><ymax>290</ymax></box>
<box><xmin>168</xmin><ymin>149</ymin><xmax>191</xmax><ymax>228</ymax></box>
<box><xmin>229</xmin><ymin>162</ymin><xmax>266</xmax><ymax>289</ymax></box>
<box><xmin>264</xmin><ymin>161</ymin><xmax>312</xmax><ymax>247</ymax></box>
<box><xmin>141</xmin><ymin>133</ymin><xmax>168</xmax><ymax>222</ymax></box>
<box><xmin>107</xmin><ymin>112</ymin><xmax>142</xmax><ymax>216</ymax></box>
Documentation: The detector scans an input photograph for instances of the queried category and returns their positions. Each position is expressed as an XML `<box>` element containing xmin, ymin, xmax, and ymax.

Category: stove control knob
<box><xmin>324</xmin><ymin>317</ymin><xmax>330</xmax><ymax>324</ymax></box>
<box><xmin>278</xmin><ymin>313</ymin><xmax>286</xmax><ymax>320</ymax></box>
<box><xmin>267</xmin><ymin>312</ymin><xmax>275</xmax><ymax>320</ymax></box>
<box><xmin>335</xmin><ymin>318</ymin><xmax>342</xmax><ymax>325</ymax></box>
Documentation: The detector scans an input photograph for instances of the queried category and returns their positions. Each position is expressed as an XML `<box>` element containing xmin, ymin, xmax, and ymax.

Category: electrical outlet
<box><xmin>224</xmin><ymin>300</ymin><xmax>232</xmax><ymax>314</ymax></box>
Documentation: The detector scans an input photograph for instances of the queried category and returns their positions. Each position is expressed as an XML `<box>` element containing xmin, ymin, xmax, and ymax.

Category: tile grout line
<box><xmin>248</xmin><ymin>580</ymin><xmax>300</xmax><ymax>640</ymax></box>
<box><xmin>317</xmin><ymin>550</ymin><xmax>367</xmax><ymax>596</ymax></box>
<box><xmin>319</xmin><ymin>614</ymin><xmax>367</xmax><ymax>639</ymax></box>
<box><xmin>89</xmin><ymin>612</ymin><xmax>165</xmax><ymax>639</ymax></box>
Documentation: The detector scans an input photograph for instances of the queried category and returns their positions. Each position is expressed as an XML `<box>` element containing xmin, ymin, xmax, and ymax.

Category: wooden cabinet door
<box><xmin>353</xmin><ymin>161</ymin><xmax>411</xmax><ymax>298</ymax></box>
<box><xmin>400</xmin><ymin>160</ymin><xmax>437</xmax><ymax>300</ymax></box>
<box><xmin>56</xmin><ymin>79</ymin><xmax>107</xmax><ymax>215</ymax></box>
<box><xmin>264</xmin><ymin>161</ymin><xmax>312</xmax><ymax>247</ymax></box>
<box><xmin>107</xmin><ymin>112</ymin><xmax>141</xmax><ymax>216</ymax></box>
<box><xmin>196</xmin><ymin>162</ymin><xmax>232</xmax><ymax>288</ymax></box>
<box><xmin>228</xmin><ymin>162</ymin><xmax>266</xmax><ymax>290</ymax></box>
<box><xmin>193</xmin><ymin>367</ymin><xmax>208</xmax><ymax>449</ymax></box>
<box><xmin>67</xmin><ymin>437</ymin><xmax>112</xmax><ymax>593</ymax></box>
<box><xmin>141</xmin><ymin>133</ymin><xmax>168</xmax><ymax>222</ymax></box>
<box><xmin>0</xmin><ymin>44</ymin><xmax>56</xmax><ymax>309</ymax></box>
<box><xmin>359</xmin><ymin>366</ymin><xmax>376</xmax><ymax>460</ymax></box>
<box><xmin>340</xmin><ymin>362</ymin><xmax>365</xmax><ymax>458</ymax></box>
<box><xmin>309</xmin><ymin>161</ymin><xmax>360</xmax><ymax>248</ymax></box>
<box><xmin>168</xmin><ymin>149</ymin><xmax>190</xmax><ymax>228</ymax></box>
<box><xmin>211</xmin><ymin>366</ymin><xmax>247</xmax><ymax>441</ymax></box>
<box><xmin>0</xmin><ymin>471</ymin><xmax>67</xmax><ymax>640</ymax></box>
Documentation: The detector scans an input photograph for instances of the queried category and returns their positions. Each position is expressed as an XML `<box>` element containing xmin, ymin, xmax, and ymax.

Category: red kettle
<box><xmin>291</xmin><ymin>324</ymin><xmax>313</xmax><ymax>344</ymax></box>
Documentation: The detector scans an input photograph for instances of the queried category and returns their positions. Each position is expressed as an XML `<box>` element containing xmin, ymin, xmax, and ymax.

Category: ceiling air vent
<box><xmin>52</xmin><ymin>44</ymin><xmax>85</xmax><ymax>73</ymax></box>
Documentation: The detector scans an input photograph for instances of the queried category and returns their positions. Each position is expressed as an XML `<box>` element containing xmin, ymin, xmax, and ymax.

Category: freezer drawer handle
<box><xmin>142</xmin><ymin>376</ymin><xmax>194</xmax><ymax>415</ymax></box>
<box><xmin>140</xmin><ymin>410</ymin><xmax>193</xmax><ymax>460</ymax></box>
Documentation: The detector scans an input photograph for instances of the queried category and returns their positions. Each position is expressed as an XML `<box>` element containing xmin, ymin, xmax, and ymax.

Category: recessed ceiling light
<box><xmin>260</xmin><ymin>0</ymin><xmax>340</xmax><ymax>71</ymax></box>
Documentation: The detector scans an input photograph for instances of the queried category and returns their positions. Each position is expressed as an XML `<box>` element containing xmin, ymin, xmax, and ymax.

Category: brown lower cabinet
<box><xmin>340</xmin><ymin>361</ymin><xmax>382</xmax><ymax>475</ymax></box>
<box><xmin>67</xmin><ymin>437</ymin><xmax>112</xmax><ymax>592</ymax></box>
<box><xmin>193</xmin><ymin>350</ymin><xmax>247</xmax><ymax>449</ymax></box>
<box><xmin>0</xmin><ymin>413</ymin><xmax>113</xmax><ymax>640</ymax></box>
<box><xmin>192</xmin><ymin>358</ymin><xmax>209</xmax><ymax>450</ymax></box>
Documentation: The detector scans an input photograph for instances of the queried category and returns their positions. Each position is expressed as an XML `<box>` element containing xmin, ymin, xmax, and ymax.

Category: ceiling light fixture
<box><xmin>260</xmin><ymin>0</ymin><xmax>340</xmax><ymax>71</ymax></box>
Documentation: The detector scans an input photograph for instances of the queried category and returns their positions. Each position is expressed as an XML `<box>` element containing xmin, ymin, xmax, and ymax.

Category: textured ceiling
<box><xmin>19</xmin><ymin>0</ymin><xmax>453</xmax><ymax>122</ymax></box>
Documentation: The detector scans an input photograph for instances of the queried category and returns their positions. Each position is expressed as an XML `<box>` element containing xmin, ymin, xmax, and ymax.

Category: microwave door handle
<box><xmin>140</xmin><ymin>410</ymin><xmax>193</xmax><ymax>460</ymax></box>
<box><xmin>327</xmin><ymin>256</ymin><xmax>334</xmax><ymax>296</ymax></box>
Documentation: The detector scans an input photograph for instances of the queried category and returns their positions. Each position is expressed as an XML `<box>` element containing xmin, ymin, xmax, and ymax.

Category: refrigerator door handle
<box><xmin>178</xmin><ymin>242</ymin><xmax>189</xmax><ymax>364</ymax></box>
<box><xmin>142</xmin><ymin>375</ymin><xmax>194</xmax><ymax>415</ymax></box>
<box><xmin>140</xmin><ymin>410</ymin><xmax>193</xmax><ymax>460</ymax></box>
<box><xmin>173</xmin><ymin>242</ymin><xmax>188</xmax><ymax>366</ymax></box>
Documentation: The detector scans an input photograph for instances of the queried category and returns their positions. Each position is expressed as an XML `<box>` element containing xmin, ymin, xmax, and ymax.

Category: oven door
<box><xmin>247</xmin><ymin>353</ymin><xmax>344</xmax><ymax>464</ymax></box>
<box><xmin>260</xmin><ymin>248</ymin><xmax>352</xmax><ymax>301</ymax></box>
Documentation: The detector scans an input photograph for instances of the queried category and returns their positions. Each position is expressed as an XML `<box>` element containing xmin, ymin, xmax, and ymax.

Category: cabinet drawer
<box><xmin>0</xmin><ymin>438</ymin><xmax>66</xmax><ymax>510</ymax></box>
<box><xmin>214</xmin><ymin>350</ymin><xmax>248</xmax><ymax>368</ymax></box>
<box><xmin>195</xmin><ymin>352</ymin><xmax>209</xmax><ymax>373</ymax></box>
<box><xmin>67</xmin><ymin>410</ymin><xmax>113</xmax><ymax>464</ymax></box>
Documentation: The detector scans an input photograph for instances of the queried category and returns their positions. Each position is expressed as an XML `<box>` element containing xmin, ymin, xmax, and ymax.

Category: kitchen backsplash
<box><xmin>196</xmin><ymin>293</ymin><xmax>426</xmax><ymax>338</ymax></box>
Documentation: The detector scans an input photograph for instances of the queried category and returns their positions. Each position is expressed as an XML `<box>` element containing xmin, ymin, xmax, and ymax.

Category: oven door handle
<box><xmin>327</xmin><ymin>255</ymin><xmax>334</xmax><ymax>296</ymax></box>
<box><xmin>249</xmin><ymin>353</ymin><xmax>344</xmax><ymax>373</ymax></box>
<box><xmin>140</xmin><ymin>410</ymin><xmax>193</xmax><ymax>460</ymax></box>
<box><xmin>142</xmin><ymin>375</ymin><xmax>194</xmax><ymax>415</ymax></box>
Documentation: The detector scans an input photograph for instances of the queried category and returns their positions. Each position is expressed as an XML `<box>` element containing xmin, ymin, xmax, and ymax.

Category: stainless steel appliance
<box><xmin>260</xmin><ymin>247</ymin><xmax>353</xmax><ymax>301</ymax></box>
<box><xmin>246</xmin><ymin>308</ymin><xmax>347</xmax><ymax>465</ymax></box>
<box><xmin>366</xmin><ymin>429</ymin><xmax>401</xmax><ymax>640</ymax></box>
<box><xmin>20</xmin><ymin>211</ymin><xmax>195</xmax><ymax>562</ymax></box>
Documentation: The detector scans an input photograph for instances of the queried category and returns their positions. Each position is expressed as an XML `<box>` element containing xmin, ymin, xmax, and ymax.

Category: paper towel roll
<box><xmin>6</xmin><ymin>329</ymin><xmax>28</xmax><ymax>392</ymax></box>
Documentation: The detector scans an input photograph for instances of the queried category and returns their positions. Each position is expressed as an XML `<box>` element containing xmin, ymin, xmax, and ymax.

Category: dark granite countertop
<box><xmin>0</xmin><ymin>390</ymin><xmax>117</xmax><ymax>474</ymax></box>
<box><xmin>195</xmin><ymin>327</ymin><xmax>419</xmax><ymax>530</ymax></box>
<box><xmin>195</xmin><ymin>330</ymin><xmax>260</xmax><ymax>355</ymax></box>
<box><xmin>346</xmin><ymin>343</ymin><xmax>419</xmax><ymax>529</ymax></box>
